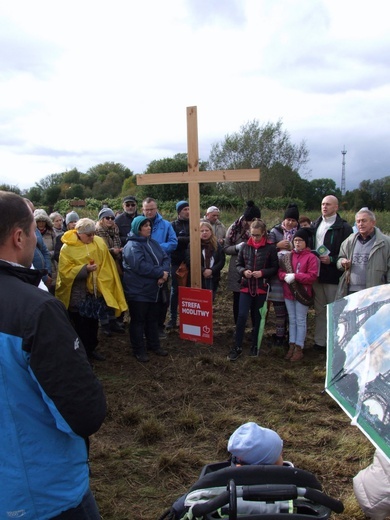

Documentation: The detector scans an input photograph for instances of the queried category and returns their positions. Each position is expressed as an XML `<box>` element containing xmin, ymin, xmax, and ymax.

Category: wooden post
<box><xmin>136</xmin><ymin>106</ymin><xmax>260</xmax><ymax>288</ymax></box>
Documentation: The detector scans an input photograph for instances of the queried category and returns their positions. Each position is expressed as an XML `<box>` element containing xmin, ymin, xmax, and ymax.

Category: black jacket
<box><xmin>237</xmin><ymin>241</ymin><xmax>278</xmax><ymax>294</ymax></box>
<box><xmin>312</xmin><ymin>213</ymin><xmax>353</xmax><ymax>284</ymax></box>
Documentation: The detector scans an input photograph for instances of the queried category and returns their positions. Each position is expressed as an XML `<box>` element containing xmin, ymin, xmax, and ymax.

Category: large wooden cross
<box><xmin>136</xmin><ymin>106</ymin><xmax>260</xmax><ymax>288</ymax></box>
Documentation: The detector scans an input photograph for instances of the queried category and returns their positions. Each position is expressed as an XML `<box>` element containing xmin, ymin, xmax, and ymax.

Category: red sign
<box><xmin>178</xmin><ymin>287</ymin><xmax>213</xmax><ymax>344</ymax></box>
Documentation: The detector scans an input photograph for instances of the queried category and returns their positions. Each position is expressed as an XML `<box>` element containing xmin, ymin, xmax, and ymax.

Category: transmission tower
<box><xmin>341</xmin><ymin>146</ymin><xmax>347</xmax><ymax>196</ymax></box>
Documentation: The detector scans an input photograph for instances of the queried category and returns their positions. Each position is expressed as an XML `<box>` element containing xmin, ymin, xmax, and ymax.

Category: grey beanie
<box><xmin>98</xmin><ymin>207</ymin><xmax>115</xmax><ymax>220</ymax></box>
<box><xmin>65</xmin><ymin>211</ymin><xmax>80</xmax><ymax>225</ymax></box>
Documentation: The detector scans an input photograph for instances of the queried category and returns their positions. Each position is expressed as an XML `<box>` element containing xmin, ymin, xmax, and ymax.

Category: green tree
<box><xmin>305</xmin><ymin>178</ymin><xmax>341</xmax><ymax>210</ymax></box>
<box><xmin>0</xmin><ymin>184</ymin><xmax>22</xmax><ymax>195</ymax></box>
<box><xmin>209</xmin><ymin>119</ymin><xmax>310</xmax><ymax>200</ymax></box>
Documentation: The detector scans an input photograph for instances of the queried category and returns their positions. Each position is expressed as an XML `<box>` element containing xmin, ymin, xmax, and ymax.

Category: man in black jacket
<box><xmin>0</xmin><ymin>191</ymin><xmax>106</xmax><ymax>519</ymax></box>
<box><xmin>115</xmin><ymin>195</ymin><xmax>138</xmax><ymax>246</ymax></box>
<box><xmin>166</xmin><ymin>200</ymin><xmax>190</xmax><ymax>329</ymax></box>
<box><xmin>311</xmin><ymin>195</ymin><xmax>353</xmax><ymax>351</ymax></box>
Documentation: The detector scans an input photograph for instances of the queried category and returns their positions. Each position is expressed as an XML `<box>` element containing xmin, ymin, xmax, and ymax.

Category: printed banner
<box><xmin>178</xmin><ymin>286</ymin><xmax>213</xmax><ymax>345</ymax></box>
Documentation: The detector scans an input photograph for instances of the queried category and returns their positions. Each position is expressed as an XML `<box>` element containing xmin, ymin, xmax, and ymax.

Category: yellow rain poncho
<box><xmin>56</xmin><ymin>230</ymin><xmax>127</xmax><ymax>316</ymax></box>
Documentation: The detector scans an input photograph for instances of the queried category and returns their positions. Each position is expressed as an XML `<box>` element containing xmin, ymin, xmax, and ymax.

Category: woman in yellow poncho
<box><xmin>56</xmin><ymin>218</ymin><xmax>127</xmax><ymax>361</ymax></box>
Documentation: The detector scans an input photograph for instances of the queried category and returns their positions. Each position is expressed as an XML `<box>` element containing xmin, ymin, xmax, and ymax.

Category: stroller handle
<box><xmin>190</xmin><ymin>483</ymin><xmax>344</xmax><ymax>517</ymax></box>
<box><xmin>303</xmin><ymin>488</ymin><xmax>344</xmax><ymax>514</ymax></box>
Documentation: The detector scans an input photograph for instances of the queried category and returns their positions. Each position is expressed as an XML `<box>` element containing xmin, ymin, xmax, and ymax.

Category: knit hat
<box><xmin>65</xmin><ymin>211</ymin><xmax>80</xmax><ymax>225</ymax></box>
<box><xmin>207</xmin><ymin>206</ymin><xmax>220</xmax><ymax>214</ymax></box>
<box><xmin>33</xmin><ymin>209</ymin><xmax>53</xmax><ymax>228</ymax></box>
<box><xmin>123</xmin><ymin>195</ymin><xmax>137</xmax><ymax>203</ymax></box>
<box><xmin>75</xmin><ymin>218</ymin><xmax>95</xmax><ymax>234</ymax></box>
<box><xmin>243</xmin><ymin>200</ymin><xmax>261</xmax><ymax>221</ymax></box>
<box><xmin>98</xmin><ymin>207</ymin><xmax>115</xmax><ymax>220</ymax></box>
<box><xmin>284</xmin><ymin>203</ymin><xmax>299</xmax><ymax>221</ymax></box>
<box><xmin>131</xmin><ymin>216</ymin><xmax>151</xmax><ymax>236</ymax></box>
<box><xmin>294</xmin><ymin>227</ymin><xmax>310</xmax><ymax>246</ymax></box>
<box><xmin>228</xmin><ymin>422</ymin><xmax>283</xmax><ymax>465</ymax></box>
<box><xmin>176</xmin><ymin>200</ymin><xmax>189</xmax><ymax>213</ymax></box>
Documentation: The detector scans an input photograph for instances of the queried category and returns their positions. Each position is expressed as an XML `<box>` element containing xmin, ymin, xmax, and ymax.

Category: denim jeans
<box><xmin>235</xmin><ymin>292</ymin><xmax>266</xmax><ymax>348</ymax></box>
<box><xmin>285</xmin><ymin>298</ymin><xmax>309</xmax><ymax>348</ymax></box>
<box><xmin>50</xmin><ymin>489</ymin><xmax>100</xmax><ymax>519</ymax></box>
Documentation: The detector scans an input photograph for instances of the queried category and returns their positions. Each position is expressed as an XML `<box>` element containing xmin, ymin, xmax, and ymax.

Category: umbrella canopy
<box><xmin>325</xmin><ymin>285</ymin><xmax>390</xmax><ymax>460</ymax></box>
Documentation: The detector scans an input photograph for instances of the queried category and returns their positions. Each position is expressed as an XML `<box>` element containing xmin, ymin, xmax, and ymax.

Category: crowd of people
<box><xmin>28</xmin><ymin>194</ymin><xmax>390</xmax><ymax>367</ymax></box>
<box><xmin>1</xmin><ymin>190</ymin><xmax>389</xmax><ymax>518</ymax></box>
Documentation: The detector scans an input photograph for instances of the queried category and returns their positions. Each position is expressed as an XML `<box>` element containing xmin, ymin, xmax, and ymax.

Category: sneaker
<box><xmin>228</xmin><ymin>347</ymin><xmax>242</xmax><ymax>361</ymax></box>
<box><xmin>152</xmin><ymin>348</ymin><xmax>168</xmax><ymax>356</ymax></box>
<box><xmin>290</xmin><ymin>346</ymin><xmax>303</xmax><ymax>362</ymax></box>
<box><xmin>249</xmin><ymin>346</ymin><xmax>258</xmax><ymax>357</ymax></box>
<box><xmin>110</xmin><ymin>321</ymin><xmax>125</xmax><ymax>334</ymax></box>
<box><xmin>135</xmin><ymin>353</ymin><xmax>150</xmax><ymax>363</ymax></box>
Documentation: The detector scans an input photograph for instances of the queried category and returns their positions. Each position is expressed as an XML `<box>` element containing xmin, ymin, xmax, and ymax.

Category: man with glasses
<box><xmin>115</xmin><ymin>195</ymin><xmax>138</xmax><ymax>246</ymax></box>
<box><xmin>142</xmin><ymin>197</ymin><xmax>178</xmax><ymax>337</ymax></box>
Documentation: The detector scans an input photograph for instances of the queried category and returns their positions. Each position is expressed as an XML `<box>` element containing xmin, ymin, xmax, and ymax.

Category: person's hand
<box><xmin>244</xmin><ymin>270</ymin><xmax>253</xmax><ymax>278</ymax></box>
<box><xmin>44</xmin><ymin>275</ymin><xmax>52</xmax><ymax>289</ymax></box>
<box><xmin>320</xmin><ymin>255</ymin><xmax>331</xmax><ymax>264</ymax></box>
<box><xmin>252</xmin><ymin>270</ymin><xmax>263</xmax><ymax>278</ymax></box>
<box><xmin>87</xmin><ymin>262</ymin><xmax>97</xmax><ymax>272</ymax></box>
<box><xmin>203</xmin><ymin>268</ymin><xmax>212</xmax><ymax>278</ymax></box>
<box><xmin>341</xmin><ymin>258</ymin><xmax>351</xmax><ymax>269</ymax></box>
<box><xmin>235</xmin><ymin>242</ymin><xmax>245</xmax><ymax>251</ymax></box>
<box><xmin>284</xmin><ymin>273</ymin><xmax>295</xmax><ymax>284</ymax></box>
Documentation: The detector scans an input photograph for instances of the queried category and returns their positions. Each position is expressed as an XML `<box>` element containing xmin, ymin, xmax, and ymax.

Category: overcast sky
<box><xmin>1</xmin><ymin>0</ymin><xmax>389</xmax><ymax>192</ymax></box>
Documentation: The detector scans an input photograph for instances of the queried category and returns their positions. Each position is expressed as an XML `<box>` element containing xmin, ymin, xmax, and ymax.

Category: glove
<box><xmin>284</xmin><ymin>273</ymin><xmax>295</xmax><ymax>284</ymax></box>
<box><xmin>236</xmin><ymin>242</ymin><xmax>245</xmax><ymax>251</ymax></box>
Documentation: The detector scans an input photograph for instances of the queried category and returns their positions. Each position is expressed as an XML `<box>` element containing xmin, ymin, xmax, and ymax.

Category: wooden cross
<box><xmin>136</xmin><ymin>106</ymin><xmax>260</xmax><ymax>288</ymax></box>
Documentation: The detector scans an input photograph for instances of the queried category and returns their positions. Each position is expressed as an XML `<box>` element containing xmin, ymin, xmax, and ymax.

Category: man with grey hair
<box><xmin>336</xmin><ymin>208</ymin><xmax>390</xmax><ymax>299</ymax></box>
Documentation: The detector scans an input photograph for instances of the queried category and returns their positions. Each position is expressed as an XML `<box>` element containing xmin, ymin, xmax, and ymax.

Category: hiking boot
<box><xmin>249</xmin><ymin>346</ymin><xmax>258</xmax><ymax>357</ymax></box>
<box><xmin>135</xmin><ymin>353</ymin><xmax>150</xmax><ymax>363</ymax></box>
<box><xmin>285</xmin><ymin>343</ymin><xmax>296</xmax><ymax>360</ymax></box>
<box><xmin>228</xmin><ymin>347</ymin><xmax>242</xmax><ymax>361</ymax></box>
<box><xmin>110</xmin><ymin>321</ymin><xmax>125</xmax><ymax>334</ymax></box>
<box><xmin>158</xmin><ymin>328</ymin><xmax>167</xmax><ymax>339</ymax></box>
<box><xmin>290</xmin><ymin>346</ymin><xmax>303</xmax><ymax>362</ymax></box>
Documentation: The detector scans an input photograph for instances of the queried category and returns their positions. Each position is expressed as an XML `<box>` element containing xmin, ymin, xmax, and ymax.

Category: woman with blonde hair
<box><xmin>185</xmin><ymin>221</ymin><xmax>225</xmax><ymax>299</ymax></box>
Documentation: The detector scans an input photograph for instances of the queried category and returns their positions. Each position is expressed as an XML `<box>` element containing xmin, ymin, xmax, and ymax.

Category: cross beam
<box><xmin>136</xmin><ymin>106</ymin><xmax>260</xmax><ymax>288</ymax></box>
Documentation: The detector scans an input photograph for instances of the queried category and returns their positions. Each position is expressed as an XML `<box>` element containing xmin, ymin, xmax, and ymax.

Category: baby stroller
<box><xmin>158</xmin><ymin>461</ymin><xmax>344</xmax><ymax>519</ymax></box>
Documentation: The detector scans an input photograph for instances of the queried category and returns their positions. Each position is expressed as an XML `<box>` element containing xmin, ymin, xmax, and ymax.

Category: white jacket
<box><xmin>353</xmin><ymin>450</ymin><xmax>390</xmax><ymax>520</ymax></box>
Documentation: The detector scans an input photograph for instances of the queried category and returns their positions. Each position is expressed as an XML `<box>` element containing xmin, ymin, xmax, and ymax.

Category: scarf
<box><xmin>247</xmin><ymin>235</ymin><xmax>267</xmax><ymax>249</ymax></box>
<box><xmin>281</xmin><ymin>225</ymin><xmax>297</xmax><ymax>243</ymax></box>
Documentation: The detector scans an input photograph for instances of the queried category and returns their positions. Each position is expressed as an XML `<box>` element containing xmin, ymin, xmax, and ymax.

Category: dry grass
<box><xmin>90</xmin><ymin>272</ymin><xmax>375</xmax><ymax>520</ymax></box>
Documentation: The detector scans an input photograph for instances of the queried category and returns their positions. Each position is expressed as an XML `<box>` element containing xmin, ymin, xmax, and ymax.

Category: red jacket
<box><xmin>278</xmin><ymin>249</ymin><xmax>319</xmax><ymax>301</ymax></box>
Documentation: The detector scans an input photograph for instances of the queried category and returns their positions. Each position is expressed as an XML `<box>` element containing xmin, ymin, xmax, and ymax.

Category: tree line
<box><xmin>1</xmin><ymin>119</ymin><xmax>388</xmax><ymax>213</ymax></box>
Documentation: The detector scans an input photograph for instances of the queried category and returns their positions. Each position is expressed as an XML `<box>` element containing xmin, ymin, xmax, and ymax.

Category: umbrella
<box><xmin>256</xmin><ymin>284</ymin><xmax>270</xmax><ymax>354</ymax></box>
<box><xmin>325</xmin><ymin>285</ymin><xmax>390</xmax><ymax>460</ymax></box>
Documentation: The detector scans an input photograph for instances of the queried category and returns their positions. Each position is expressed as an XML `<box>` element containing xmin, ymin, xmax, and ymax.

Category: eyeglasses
<box><xmin>104</xmin><ymin>216</ymin><xmax>115</xmax><ymax>221</ymax></box>
<box><xmin>294</xmin><ymin>238</ymin><xmax>304</xmax><ymax>242</ymax></box>
<box><xmin>125</xmin><ymin>202</ymin><xmax>136</xmax><ymax>207</ymax></box>
<box><xmin>251</xmin><ymin>233</ymin><xmax>261</xmax><ymax>237</ymax></box>
<box><xmin>81</xmin><ymin>232</ymin><xmax>95</xmax><ymax>237</ymax></box>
